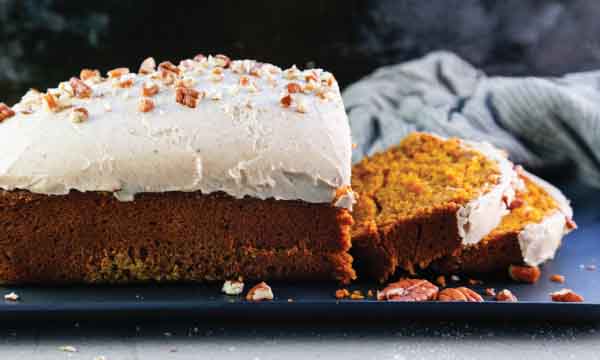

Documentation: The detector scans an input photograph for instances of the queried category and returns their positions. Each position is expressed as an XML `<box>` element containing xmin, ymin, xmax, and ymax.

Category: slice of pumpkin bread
<box><xmin>351</xmin><ymin>132</ymin><xmax>519</xmax><ymax>282</ymax></box>
<box><xmin>433</xmin><ymin>169</ymin><xmax>576</xmax><ymax>274</ymax></box>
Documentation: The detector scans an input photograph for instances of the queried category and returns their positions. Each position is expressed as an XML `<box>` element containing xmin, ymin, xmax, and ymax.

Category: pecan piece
<box><xmin>280</xmin><ymin>93</ymin><xmax>293</xmax><ymax>108</ymax></box>
<box><xmin>495</xmin><ymin>289</ymin><xmax>518</xmax><ymax>302</ymax></box>
<box><xmin>159</xmin><ymin>61</ymin><xmax>182</xmax><ymax>76</ymax></box>
<box><xmin>214</xmin><ymin>54</ymin><xmax>231</xmax><ymax>68</ymax></box>
<box><xmin>377</xmin><ymin>278</ymin><xmax>438</xmax><ymax>302</ymax></box>
<box><xmin>138</xmin><ymin>98</ymin><xmax>155</xmax><ymax>113</ymax></box>
<box><xmin>80</xmin><ymin>69</ymin><xmax>101</xmax><ymax>82</ymax></box>
<box><xmin>0</xmin><ymin>103</ymin><xmax>16</xmax><ymax>123</ymax></box>
<box><xmin>550</xmin><ymin>274</ymin><xmax>565</xmax><ymax>283</ymax></box>
<box><xmin>42</xmin><ymin>93</ymin><xmax>60</xmax><ymax>112</ymax></box>
<box><xmin>437</xmin><ymin>287</ymin><xmax>483</xmax><ymax>302</ymax></box>
<box><xmin>107</xmin><ymin>67</ymin><xmax>130</xmax><ymax>79</ymax></box>
<box><xmin>142</xmin><ymin>81</ymin><xmax>159</xmax><ymax>97</ymax></box>
<box><xmin>175</xmin><ymin>87</ymin><xmax>203</xmax><ymax>108</ymax></box>
<box><xmin>550</xmin><ymin>289</ymin><xmax>584</xmax><ymax>303</ymax></box>
<box><xmin>69</xmin><ymin>77</ymin><xmax>93</xmax><ymax>98</ymax></box>
<box><xmin>508</xmin><ymin>265</ymin><xmax>541</xmax><ymax>283</ymax></box>
<box><xmin>246</xmin><ymin>281</ymin><xmax>273</xmax><ymax>302</ymax></box>
<box><xmin>69</xmin><ymin>107</ymin><xmax>89</xmax><ymax>123</ymax></box>
<box><xmin>286</xmin><ymin>82</ymin><xmax>302</xmax><ymax>94</ymax></box>
<box><xmin>222</xmin><ymin>279</ymin><xmax>244</xmax><ymax>296</ymax></box>
<box><xmin>335</xmin><ymin>288</ymin><xmax>350</xmax><ymax>299</ymax></box>
<box><xmin>139</xmin><ymin>57</ymin><xmax>156</xmax><ymax>75</ymax></box>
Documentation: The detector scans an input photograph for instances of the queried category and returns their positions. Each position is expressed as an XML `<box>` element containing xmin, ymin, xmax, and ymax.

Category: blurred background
<box><xmin>1</xmin><ymin>0</ymin><xmax>600</xmax><ymax>105</ymax></box>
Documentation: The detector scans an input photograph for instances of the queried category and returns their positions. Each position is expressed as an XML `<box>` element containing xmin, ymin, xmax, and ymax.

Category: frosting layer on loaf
<box><xmin>0</xmin><ymin>56</ymin><xmax>353</xmax><ymax>207</ymax></box>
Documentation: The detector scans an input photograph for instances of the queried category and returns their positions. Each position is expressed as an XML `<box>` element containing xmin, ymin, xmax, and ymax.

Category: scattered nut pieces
<box><xmin>69</xmin><ymin>77</ymin><xmax>93</xmax><ymax>98</ymax></box>
<box><xmin>80</xmin><ymin>69</ymin><xmax>101</xmax><ymax>82</ymax></box>
<box><xmin>335</xmin><ymin>288</ymin><xmax>350</xmax><ymax>299</ymax></box>
<box><xmin>495</xmin><ymin>289</ymin><xmax>518</xmax><ymax>302</ymax></box>
<box><xmin>70</xmin><ymin>107</ymin><xmax>89</xmax><ymax>123</ymax></box>
<box><xmin>280</xmin><ymin>93</ymin><xmax>293</xmax><ymax>108</ymax></box>
<box><xmin>214</xmin><ymin>54</ymin><xmax>231</xmax><ymax>68</ymax></box>
<box><xmin>350</xmin><ymin>290</ymin><xmax>365</xmax><ymax>300</ymax></box>
<box><xmin>222</xmin><ymin>279</ymin><xmax>244</xmax><ymax>296</ymax></box>
<box><xmin>437</xmin><ymin>287</ymin><xmax>483</xmax><ymax>302</ymax></box>
<box><xmin>0</xmin><ymin>103</ymin><xmax>16</xmax><ymax>123</ymax></box>
<box><xmin>485</xmin><ymin>288</ymin><xmax>496</xmax><ymax>297</ymax></box>
<box><xmin>283</xmin><ymin>65</ymin><xmax>301</xmax><ymax>80</ymax></box>
<box><xmin>286</xmin><ymin>82</ymin><xmax>302</xmax><ymax>94</ymax></box>
<box><xmin>142</xmin><ymin>81</ymin><xmax>160</xmax><ymax>97</ymax></box>
<box><xmin>175</xmin><ymin>87</ymin><xmax>203</xmax><ymax>108</ymax></box>
<box><xmin>175</xmin><ymin>76</ymin><xmax>196</xmax><ymax>89</ymax></box>
<box><xmin>508</xmin><ymin>265</ymin><xmax>541</xmax><ymax>284</ymax></box>
<box><xmin>508</xmin><ymin>198</ymin><xmax>524</xmax><ymax>210</ymax></box>
<box><xmin>139</xmin><ymin>57</ymin><xmax>157</xmax><ymax>75</ymax></box>
<box><xmin>42</xmin><ymin>93</ymin><xmax>61</xmax><ymax>112</ymax></box>
<box><xmin>550</xmin><ymin>274</ymin><xmax>565</xmax><ymax>283</ymax></box>
<box><xmin>566</xmin><ymin>218</ymin><xmax>577</xmax><ymax>230</ymax></box>
<box><xmin>138</xmin><ymin>98</ymin><xmax>155</xmax><ymax>113</ymax></box>
<box><xmin>377</xmin><ymin>278</ymin><xmax>439</xmax><ymax>302</ymax></box>
<box><xmin>435</xmin><ymin>275</ymin><xmax>446</xmax><ymax>288</ymax></box>
<box><xmin>550</xmin><ymin>289</ymin><xmax>584</xmax><ymax>303</ymax></box>
<box><xmin>58</xmin><ymin>345</ymin><xmax>78</xmax><ymax>353</ymax></box>
<box><xmin>107</xmin><ymin>67</ymin><xmax>130</xmax><ymax>79</ymax></box>
<box><xmin>4</xmin><ymin>292</ymin><xmax>19</xmax><ymax>301</ymax></box>
<box><xmin>158</xmin><ymin>61</ymin><xmax>182</xmax><ymax>76</ymax></box>
<box><xmin>246</xmin><ymin>281</ymin><xmax>274</xmax><ymax>302</ymax></box>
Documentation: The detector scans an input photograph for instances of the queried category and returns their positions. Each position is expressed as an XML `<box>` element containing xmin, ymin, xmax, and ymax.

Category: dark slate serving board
<box><xmin>0</xmin><ymin>180</ymin><xmax>597</xmax><ymax>323</ymax></box>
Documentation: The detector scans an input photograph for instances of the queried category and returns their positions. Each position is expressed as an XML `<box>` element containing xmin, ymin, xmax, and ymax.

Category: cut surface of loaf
<box><xmin>433</xmin><ymin>170</ymin><xmax>575</xmax><ymax>274</ymax></box>
<box><xmin>351</xmin><ymin>132</ymin><xmax>518</xmax><ymax>282</ymax></box>
<box><xmin>0</xmin><ymin>55</ymin><xmax>356</xmax><ymax>284</ymax></box>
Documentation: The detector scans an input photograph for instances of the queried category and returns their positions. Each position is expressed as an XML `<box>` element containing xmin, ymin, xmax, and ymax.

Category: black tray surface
<box><xmin>0</xmin><ymin>180</ymin><xmax>598</xmax><ymax>322</ymax></box>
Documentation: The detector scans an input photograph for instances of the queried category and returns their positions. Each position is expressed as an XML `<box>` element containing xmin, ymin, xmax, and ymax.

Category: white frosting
<box><xmin>456</xmin><ymin>140</ymin><xmax>519</xmax><ymax>245</ymax></box>
<box><xmin>0</xmin><ymin>57</ymin><xmax>353</xmax><ymax>208</ymax></box>
<box><xmin>517</xmin><ymin>171</ymin><xmax>574</xmax><ymax>266</ymax></box>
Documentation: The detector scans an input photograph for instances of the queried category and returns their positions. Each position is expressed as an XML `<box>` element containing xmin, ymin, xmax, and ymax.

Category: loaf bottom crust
<box><xmin>351</xmin><ymin>205</ymin><xmax>461</xmax><ymax>282</ymax></box>
<box><xmin>0</xmin><ymin>190</ymin><xmax>355</xmax><ymax>284</ymax></box>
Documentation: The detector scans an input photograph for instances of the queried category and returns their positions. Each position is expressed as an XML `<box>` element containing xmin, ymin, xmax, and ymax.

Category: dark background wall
<box><xmin>1</xmin><ymin>0</ymin><xmax>599</xmax><ymax>104</ymax></box>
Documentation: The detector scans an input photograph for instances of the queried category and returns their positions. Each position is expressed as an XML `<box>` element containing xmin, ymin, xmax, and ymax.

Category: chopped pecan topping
<box><xmin>69</xmin><ymin>107</ymin><xmax>89</xmax><ymax>123</ymax></box>
<box><xmin>178</xmin><ymin>59</ymin><xmax>197</xmax><ymax>71</ymax></box>
<box><xmin>550</xmin><ymin>274</ymin><xmax>565</xmax><ymax>283</ymax></box>
<box><xmin>69</xmin><ymin>77</ymin><xmax>93</xmax><ymax>98</ymax></box>
<box><xmin>116</xmin><ymin>76</ymin><xmax>134</xmax><ymax>88</ymax></box>
<box><xmin>508</xmin><ymin>265</ymin><xmax>541</xmax><ymax>284</ymax></box>
<box><xmin>42</xmin><ymin>93</ymin><xmax>61</xmax><ymax>112</ymax></box>
<box><xmin>320</xmin><ymin>72</ymin><xmax>336</xmax><ymax>87</ymax></box>
<box><xmin>0</xmin><ymin>103</ymin><xmax>16</xmax><ymax>123</ymax></box>
<box><xmin>335</xmin><ymin>288</ymin><xmax>350</xmax><ymax>299</ymax></box>
<box><xmin>246</xmin><ymin>281</ymin><xmax>273</xmax><ymax>301</ymax></box>
<box><xmin>508</xmin><ymin>197</ymin><xmax>524</xmax><ymax>210</ymax></box>
<box><xmin>550</xmin><ymin>289</ymin><xmax>584</xmax><ymax>303</ymax></box>
<box><xmin>138</xmin><ymin>98</ymin><xmax>155</xmax><ymax>113</ymax></box>
<box><xmin>249</xmin><ymin>63</ymin><xmax>263</xmax><ymax>77</ymax></box>
<box><xmin>438</xmin><ymin>287</ymin><xmax>483</xmax><ymax>302</ymax></box>
<box><xmin>304</xmin><ymin>70</ymin><xmax>319</xmax><ymax>83</ymax></box>
<box><xmin>495</xmin><ymin>289</ymin><xmax>518</xmax><ymax>302</ymax></box>
<box><xmin>222</xmin><ymin>279</ymin><xmax>244</xmax><ymax>296</ymax></box>
<box><xmin>214</xmin><ymin>54</ymin><xmax>231</xmax><ymax>68</ymax></box>
<box><xmin>283</xmin><ymin>65</ymin><xmax>301</xmax><ymax>80</ymax></box>
<box><xmin>377</xmin><ymin>278</ymin><xmax>439</xmax><ymax>302</ymax></box>
<box><xmin>302</xmin><ymin>80</ymin><xmax>319</xmax><ymax>93</ymax></box>
<box><xmin>139</xmin><ymin>57</ymin><xmax>156</xmax><ymax>75</ymax></box>
<box><xmin>142</xmin><ymin>81</ymin><xmax>160</xmax><ymax>97</ymax></box>
<box><xmin>239</xmin><ymin>75</ymin><xmax>250</xmax><ymax>87</ymax></box>
<box><xmin>566</xmin><ymin>218</ymin><xmax>577</xmax><ymax>230</ymax></box>
<box><xmin>80</xmin><ymin>69</ymin><xmax>101</xmax><ymax>82</ymax></box>
<box><xmin>350</xmin><ymin>290</ymin><xmax>365</xmax><ymax>300</ymax></box>
<box><xmin>107</xmin><ymin>67</ymin><xmax>130</xmax><ymax>78</ymax></box>
<box><xmin>485</xmin><ymin>288</ymin><xmax>496</xmax><ymax>297</ymax></box>
<box><xmin>175</xmin><ymin>87</ymin><xmax>203</xmax><ymax>108</ymax></box>
<box><xmin>158</xmin><ymin>61</ymin><xmax>181</xmax><ymax>76</ymax></box>
<box><xmin>280</xmin><ymin>93</ymin><xmax>293</xmax><ymax>108</ymax></box>
<box><xmin>286</xmin><ymin>82</ymin><xmax>302</xmax><ymax>94</ymax></box>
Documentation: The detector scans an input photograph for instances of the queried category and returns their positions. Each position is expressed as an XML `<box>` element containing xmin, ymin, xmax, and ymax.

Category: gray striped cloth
<box><xmin>343</xmin><ymin>51</ymin><xmax>600</xmax><ymax>188</ymax></box>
